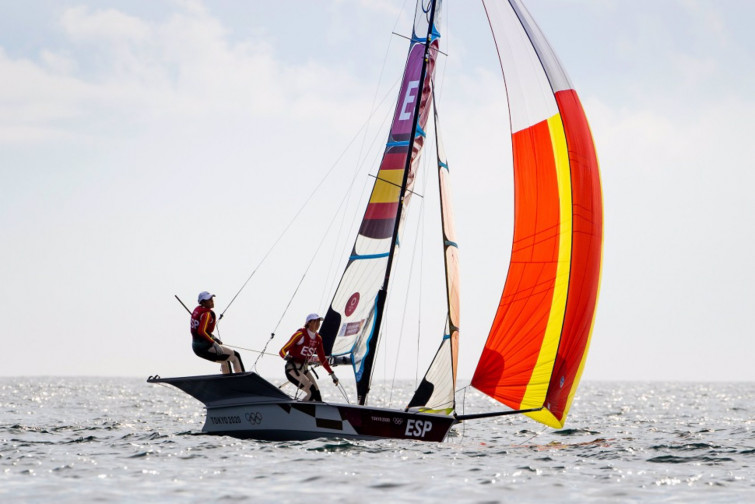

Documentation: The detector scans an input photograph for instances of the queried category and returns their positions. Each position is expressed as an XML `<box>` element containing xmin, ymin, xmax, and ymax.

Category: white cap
<box><xmin>305</xmin><ymin>313</ymin><xmax>322</xmax><ymax>324</ymax></box>
<box><xmin>198</xmin><ymin>291</ymin><xmax>215</xmax><ymax>303</ymax></box>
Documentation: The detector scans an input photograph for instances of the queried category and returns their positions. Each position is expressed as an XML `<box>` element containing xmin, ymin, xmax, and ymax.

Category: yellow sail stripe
<box><xmin>518</xmin><ymin>113</ymin><xmax>573</xmax><ymax>410</ymax></box>
<box><xmin>369</xmin><ymin>169</ymin><xmax>405</xmax><ymax>204</ymax></box>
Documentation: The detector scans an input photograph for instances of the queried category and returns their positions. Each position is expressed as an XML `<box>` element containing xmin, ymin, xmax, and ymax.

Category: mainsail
<box><xmin>321</xmin><ymin>0</ymin><xmax>443</xmax><ymax>405</ymax></box>
<box><xmin>470</xmin><ymin>0</ymin><xmax>603</xmax><ymax>428</ymax></box>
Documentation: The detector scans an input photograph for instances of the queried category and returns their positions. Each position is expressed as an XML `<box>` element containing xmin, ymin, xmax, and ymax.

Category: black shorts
<box><xmin>192</xmin><ymin>340</ymin><xmax>226</xmax><ymax>362</ymax></box>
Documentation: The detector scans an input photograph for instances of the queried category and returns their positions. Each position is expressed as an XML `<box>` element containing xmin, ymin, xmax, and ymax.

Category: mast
<box><xmin>357</xmin><ymin>0</ymin><xmax>440</xmax><ymax>405</ymax></box>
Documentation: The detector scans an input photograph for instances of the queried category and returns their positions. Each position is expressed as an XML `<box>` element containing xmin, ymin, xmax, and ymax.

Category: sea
<box><xmin>1</xmin><ymin>378</ymin><xmax>752</xmax><ymax>503</ymax></box>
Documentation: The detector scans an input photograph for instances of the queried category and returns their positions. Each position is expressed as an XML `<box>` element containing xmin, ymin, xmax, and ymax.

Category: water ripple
<box><xmin>0</xmin><ymin>378</ymin><xmax>752</xmax><ymax>502</ymax></box>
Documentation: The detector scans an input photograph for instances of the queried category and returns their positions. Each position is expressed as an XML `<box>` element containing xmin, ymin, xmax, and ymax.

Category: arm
<box><xmin>279</xmin><ymin>331</ymin><xmax>300</xmax><ymax>359</ymax></box>
<box><xmin>316</xmin><ymin>336</ymin><xmax>334</xmax><ymax>375</ymax></box>
<box><xmin>196</xmin><ymin>312</ymin><xmax>216</xmax><ymax>345</ymax></box>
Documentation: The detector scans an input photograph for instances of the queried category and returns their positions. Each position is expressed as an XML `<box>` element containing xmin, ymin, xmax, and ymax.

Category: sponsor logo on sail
<box><xmin>345</xmin><ymin>292</ymin><xmax>360</xmax><ymax>317</ymax></box>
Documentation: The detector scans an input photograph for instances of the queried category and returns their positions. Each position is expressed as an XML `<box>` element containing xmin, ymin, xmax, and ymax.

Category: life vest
<box><xmin>190</xmin><ymin>306</ymin><xmax>216</xmax><ymax>344</ymax></box>
<box><xmin>279</xmin><ymin>328</ymin><xmax>334</xmax><ymax>374</ymax></box>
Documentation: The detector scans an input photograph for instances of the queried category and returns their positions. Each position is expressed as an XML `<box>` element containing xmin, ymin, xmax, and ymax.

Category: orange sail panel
<box><xmin>471</xmin><ymin>113</ymin><xmax>572</xmax><ymax>411</ymax></box>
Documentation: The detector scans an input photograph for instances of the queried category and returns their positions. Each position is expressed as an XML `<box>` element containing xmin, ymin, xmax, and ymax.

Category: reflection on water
<box><xmin>1</xmin><ymin>378</ymin><xmax>753</xmax><ymax>502</ymax></box>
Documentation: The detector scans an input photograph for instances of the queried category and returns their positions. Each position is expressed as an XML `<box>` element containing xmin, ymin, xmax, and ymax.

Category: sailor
<box><xmin>190</xmin><ymin>291</ymin><xmax>245</xmax><ymax>374</ymax></box>
<box><xmin>279</xmin><ymin>313</ymin><xmax>339</xmax><ymax>401</ymax></box>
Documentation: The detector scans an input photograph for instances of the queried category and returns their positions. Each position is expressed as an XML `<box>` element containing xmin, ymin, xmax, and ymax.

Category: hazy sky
<box><xmin>2</xmin><ymin>0</ymin><xmax>753</xmax><ymax>384</ymax></box>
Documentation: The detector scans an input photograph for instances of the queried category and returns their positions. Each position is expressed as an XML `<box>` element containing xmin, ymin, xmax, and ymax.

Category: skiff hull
<box><xmin>148</xmin><ymin>372</ymin><xmax>456</xmax><ymax>442</ymax></box>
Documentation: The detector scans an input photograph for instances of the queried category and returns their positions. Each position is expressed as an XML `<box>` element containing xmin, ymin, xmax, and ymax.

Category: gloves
<box><xmin>213</xmin><ymin>342</ymin><xmax>225</xmax><ymax>357</ymax></box>
<box><xmin>330</xmin><ymin>372</ymin><xmax>339</xmax><ymax>386</ymax></box>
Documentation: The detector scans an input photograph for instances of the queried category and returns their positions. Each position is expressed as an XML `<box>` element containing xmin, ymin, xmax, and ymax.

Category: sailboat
<box><xmin>149</xmin><ymin>0</ymin><xmax>603</xmax><ymax>442</ymax></box>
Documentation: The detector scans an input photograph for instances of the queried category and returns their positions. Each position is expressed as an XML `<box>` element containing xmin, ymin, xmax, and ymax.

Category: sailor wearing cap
<box><xmin>190</xmin><ymin>291</ymin><xmax>245</xmax><ymax>374</ymax></box>
<box><xmin>279</xmin><ymin>313</ymin><xmax>339</xmax><ymax>401</ymax></box>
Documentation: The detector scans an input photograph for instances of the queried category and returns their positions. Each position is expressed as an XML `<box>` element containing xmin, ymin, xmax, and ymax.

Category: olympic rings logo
<box><xmin>245</xmin><ymin>411</ymin><xmax>263</xmax><ymax>425</ymax></box>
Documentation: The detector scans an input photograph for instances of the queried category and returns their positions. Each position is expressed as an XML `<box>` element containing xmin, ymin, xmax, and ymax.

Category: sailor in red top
<box><xmin>190</xmin><ymin>291</ymin><xmax>244</xmax><ymax>374</ymax></box>
<box><xmin>279</xmin><ymin>313</ymin><xmax>339</xmax><ymax>401</ymax></box>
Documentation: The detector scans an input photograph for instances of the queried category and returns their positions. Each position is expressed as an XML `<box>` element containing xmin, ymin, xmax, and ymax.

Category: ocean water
<box><xmin>1</xmin><ymin>378</ymin><xmax>752</xmax><ymax>503</ymax></box>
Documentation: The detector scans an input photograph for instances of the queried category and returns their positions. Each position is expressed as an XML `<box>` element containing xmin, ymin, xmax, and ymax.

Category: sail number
<box><xmin>405</xmin><ymin>419</ymin><xmax>432</xmax><ymax>438</ymax></box>
<box><xmin>399</xmin><ymin>80</ymin><xmax>420</xmax><ymax>121</ymax></box>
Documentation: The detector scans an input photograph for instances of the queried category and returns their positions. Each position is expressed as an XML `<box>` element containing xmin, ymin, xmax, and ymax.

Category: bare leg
<box><xmin>230</xmin><ymin>351</ymin><xmax>245</xmax><ymax>373</ymax></box>
<box><xmin>301</xmin><ymin>368</ymin><xmax>322</xmax><ymax>401</ymax></box>
<box><xmin>213</xmin><ymin>344</ymin><xmax>240</xmax><ymax>374</ymax></box>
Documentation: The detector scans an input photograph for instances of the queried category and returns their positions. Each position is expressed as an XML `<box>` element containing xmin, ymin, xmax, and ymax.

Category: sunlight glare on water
<box><xmin>1</xmin><ymin>378</ymin><xmax>753</xmax><ymax>502</ymax></box>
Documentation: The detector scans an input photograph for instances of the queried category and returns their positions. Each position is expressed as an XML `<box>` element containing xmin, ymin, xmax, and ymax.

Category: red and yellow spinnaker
<box><xmin>471</xmin><ymin>0</ymin><xmax>603</xmax><ymax>428</ymax></box>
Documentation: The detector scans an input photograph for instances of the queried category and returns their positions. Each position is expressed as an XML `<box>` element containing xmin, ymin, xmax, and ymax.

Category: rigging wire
<box><xmin>318</xmin><ymin>13</ymin><xmax>403</xmax><ymax>308</ymax></box>
<box><xmin>461</xmin><ymin>385</ymin><xmax>468</xmax><ymax>441</ymax></box>
<box><xmin>318</xmin><ymin>0</ymin><xmax>417</xmax><ymax>309</ymax></box>
<box><xmin>224</xmin><ymin>343</ymin><xmax>277</xmax><ymax>357</ymax></box>
<box><xmin>251</xmin><ymin>175</ymin><xmax>377</xmax><ymax>371</ymax></box>
<box><xmin>218</xmin><ymin>78</ymin><xmax>403</xmax><ymax>324</ymax></box>
<box><xmin>320</xmin><ymin>90</ymin><xmax>397</xmax><ymax>308</ymax></box>
<box><xmin>519</xmin><ymin>425</ymin><xmax>549</xmax><ymax>446</ymax></box>
<box><xmin>387</xmin><ymin>149</ymin><xmax>432</xmax><ymax>404</ymax></box>
<box><xmin>387</xmin><ymin>220</ymin><xmax>422</xmax><ymax>404</ymax></box>
<box><xmin>415</xmin><ymin>180</ymin><xmax>427</xmax><ymax>388</ymax></box>
<box><xmin>335</xmin><ymin>381</ymin><xmax>351</xmax><ymax>404</ymax></box>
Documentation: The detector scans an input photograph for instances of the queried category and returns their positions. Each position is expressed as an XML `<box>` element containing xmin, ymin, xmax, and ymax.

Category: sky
<box><xmin>2</xmin><ymin>0</ymin><xmax>754</xmax><ymax>384</ymax></box>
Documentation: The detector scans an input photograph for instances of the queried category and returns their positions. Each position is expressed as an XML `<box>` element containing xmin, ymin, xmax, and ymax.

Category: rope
<box><xmin>335</xmin><ymin>382</ymin><xmax>351</xmax><ymax>404</ymax></box>
<box><xmin>520</xmin><ymin>425</ymin><xmax>549</xmax><ymax>446</ymax></box>
<box><xmin>386</xmin><ymin>124</ymin><xmax>434</xmax><ymax>404</ymax></box>
<box><xmin>461</xmin><ymin>385</ymin><xmax>467</xmax><ymax>441</ymax></box>
<box><xmin>321</xmin><ymin>83</ymin><xmax>398</xmax><ymax>307</ymax></box>
<box><xmin>221</xmin><ymin>344</ymin><xmax>276</xmax><ymax>358</ymax></box>
<box><xmin>388</xmin><ymin>189</ymin><xmax>427</xmax><ymax>405</ymax></box>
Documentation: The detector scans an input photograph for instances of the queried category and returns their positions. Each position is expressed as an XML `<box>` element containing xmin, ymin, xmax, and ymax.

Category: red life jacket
<box><xmin>279</xmin><ymin>328</ymin><xmax>334</xmax><ymax>374</ymax></box>
<box><xmin>191</xmin><ymin>306</ymin><xmax>216</xmax><ymax>345</ymax></box>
